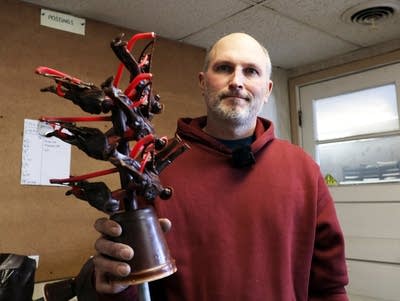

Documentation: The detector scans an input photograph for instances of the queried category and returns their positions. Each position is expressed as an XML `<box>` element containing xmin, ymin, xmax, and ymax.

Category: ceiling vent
<box><xmin>341</xmin><ymin>0</ymin><xmax>399</xmax><ymax>26</ymax></box>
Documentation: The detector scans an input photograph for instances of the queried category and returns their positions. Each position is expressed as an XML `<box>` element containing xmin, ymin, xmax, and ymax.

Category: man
<box><xmin>93</xmin><ymin>32</ymin><xmax>349</xmax><ymax>300</ymax></box>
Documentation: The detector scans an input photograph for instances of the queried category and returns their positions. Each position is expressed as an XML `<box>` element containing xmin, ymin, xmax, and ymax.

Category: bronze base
<box><xmin>111</xmin><ymin>207</ymin><xmax>177</xmax><ymax>284</ymax></box>
<box><xmin>117</xmin><ymin>260</ymin><xmax>177</xmax><ymax>285</ymax></box>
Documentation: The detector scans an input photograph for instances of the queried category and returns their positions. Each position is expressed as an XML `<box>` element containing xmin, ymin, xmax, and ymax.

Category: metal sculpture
<box><xmin>35</xmin><ymin>32</ymin><xmax>189</xmax><ymax>301</ymax></box>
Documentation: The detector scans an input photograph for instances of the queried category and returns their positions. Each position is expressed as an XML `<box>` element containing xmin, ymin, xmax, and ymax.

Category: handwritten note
<box><xmin>21</xmin><ymin>119</ymin><xmax>71</xmax><ymax>186</ymax></box>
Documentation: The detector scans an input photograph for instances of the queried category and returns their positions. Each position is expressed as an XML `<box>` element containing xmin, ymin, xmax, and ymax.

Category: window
<box><xmin>314</xmin><ymin>83</ymin><xmax>400</xmax><ymax>184</ymax></box>
<box><xmin>299</xmin><ymin>63</ymin><xmax>400</xmax><ymax>185</ymax></box>
<box><xmin>314</xmin><ymin>84</ymin><xmax>398</xmax><ymax>140</ymax></box>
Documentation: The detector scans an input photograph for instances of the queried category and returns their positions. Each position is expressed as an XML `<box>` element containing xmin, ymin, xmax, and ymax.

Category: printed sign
<box><xmin>40</xmin><ymin>8</ymin><xmax>85</xmax><ymax>35</ymax></box>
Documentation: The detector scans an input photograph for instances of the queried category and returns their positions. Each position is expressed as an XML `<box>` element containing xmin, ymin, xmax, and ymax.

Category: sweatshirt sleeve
<box><xmin>308</xmin><ymin>175</ymin><xmax>349</xmax><ymax>301</ymax></box>
<box><xmin>97</xmin><ymin>286</ymin><xmax>137</xmax><ymax>301</ymax></box>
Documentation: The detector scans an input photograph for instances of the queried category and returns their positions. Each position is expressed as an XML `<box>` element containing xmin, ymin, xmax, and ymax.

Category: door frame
<box><xmin>287</xmin><ymin>48</ymin><xmax>400</xmax><ymax>300</ymax></box>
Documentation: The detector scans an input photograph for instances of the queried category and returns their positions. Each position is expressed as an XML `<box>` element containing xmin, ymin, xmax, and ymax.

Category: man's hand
<box><xmin>92</xmin><ymin>216</ymin><xmax>172</xmax><ymax>294</ymax></box>
<box><xmin>93</xmin><ymin>217</ymin><xmax>133</xmax><ymax>294</ymax></box>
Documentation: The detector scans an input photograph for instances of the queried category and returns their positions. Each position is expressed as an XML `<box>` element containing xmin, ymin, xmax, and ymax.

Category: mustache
<box><xmin>218</xmin><ymin>91</ymin><xmax>250</xmax><ymax>101</ymax></box>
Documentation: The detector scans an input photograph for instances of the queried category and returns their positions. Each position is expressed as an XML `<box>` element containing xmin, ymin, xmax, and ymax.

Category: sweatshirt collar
<box><xmin>176</xmin><ymin>116</ymin><xmax>275</xmax><ymax>154</ymax></box>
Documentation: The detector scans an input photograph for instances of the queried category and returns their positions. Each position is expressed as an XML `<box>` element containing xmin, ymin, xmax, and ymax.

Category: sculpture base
<box><xmin>111</xmin><ymin>207</ymin><xmax>177</xmax><ymax>285</ymax></box>
<box><xmin>117</xmin><ymin>260</ymin><xmax>177</xmax><ymax>285</ymax></box>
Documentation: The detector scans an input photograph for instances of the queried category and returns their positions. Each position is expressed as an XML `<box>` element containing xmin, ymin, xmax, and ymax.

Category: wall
<box><xmin>260</xmin><ymin>66</ymin><xmax>291</xmax><ymax>141</ymax></box>
<box><xmin>288</xmin><ymin>39</ymin><xmax>400</xmax><ymax>79</ymax></box>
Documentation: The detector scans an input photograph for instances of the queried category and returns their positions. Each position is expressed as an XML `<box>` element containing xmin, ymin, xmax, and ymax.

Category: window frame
<box><xmin>288</xmin><ymin>49</ymin><xmax>400</xmax><ymax>146</ymax></box>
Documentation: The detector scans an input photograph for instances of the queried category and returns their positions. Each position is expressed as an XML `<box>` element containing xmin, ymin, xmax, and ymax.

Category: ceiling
<box><xmin>21</xmin><ymin>0</ymin><xmax>400</xmax><ymax>70</ymax></box>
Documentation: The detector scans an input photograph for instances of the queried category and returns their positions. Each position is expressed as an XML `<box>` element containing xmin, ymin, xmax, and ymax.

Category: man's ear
<box><xmin>198</xmin><ymin>72</ymin><xmax>205</xmax><ymax>93</ymax></box>
<box><xmin>264</xmin><ymin>80</ymin><xmax>273</xmax><ymax>103</ymax></box>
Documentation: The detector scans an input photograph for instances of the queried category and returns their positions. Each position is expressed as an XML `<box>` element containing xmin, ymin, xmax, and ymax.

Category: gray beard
<box><xmin>212</xmin><ymin>103</ymin><xmax>255</xmax><ymax>126</ymax></box>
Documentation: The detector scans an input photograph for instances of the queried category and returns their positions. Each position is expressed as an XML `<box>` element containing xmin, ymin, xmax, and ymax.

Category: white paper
<box><xmin>40</xmin><ymin>9</ymin><xmax>85</xmax><ymax>36</ymax></box>
<box><xmin>21</xmin><ymin>119</ymin><xmax>71</xmax><ymax>186</ymax></box>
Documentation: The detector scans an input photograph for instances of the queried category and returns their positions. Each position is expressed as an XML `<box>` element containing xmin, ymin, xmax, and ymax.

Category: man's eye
<box><xmin>245</xmin><ymin>68</ymin><xmax>259</xmax><ymax>76</ymax></box>
<box><xmin>215</xmin><ymin>65</ymin><xmax>232</xmax><ymax>72</ymax></box>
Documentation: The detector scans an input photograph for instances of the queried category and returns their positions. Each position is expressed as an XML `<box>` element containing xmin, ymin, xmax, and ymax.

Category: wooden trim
<box><xmin>288</xmin><ymin>48</ymin><xmax>400</xmax><ymax>145</ymax></box>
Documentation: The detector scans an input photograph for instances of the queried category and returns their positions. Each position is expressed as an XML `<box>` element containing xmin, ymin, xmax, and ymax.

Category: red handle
<box><xmin>113</xmin><ymin>32</ymin><xmax>156</xmax><ymax>87</ymax></box>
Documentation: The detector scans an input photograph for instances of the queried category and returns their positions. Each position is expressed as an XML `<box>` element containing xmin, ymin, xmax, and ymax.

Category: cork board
<box><xmin>0</xmin><ymin>0</ymin><xmax>205</xmax><ymax>281</ymax></box>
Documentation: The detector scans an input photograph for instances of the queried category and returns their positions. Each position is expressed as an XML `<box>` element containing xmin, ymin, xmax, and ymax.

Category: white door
<box><xmin>299</xmin><ymin>63</ymin><xmax>400</xmax><ymax>301</ymax></box>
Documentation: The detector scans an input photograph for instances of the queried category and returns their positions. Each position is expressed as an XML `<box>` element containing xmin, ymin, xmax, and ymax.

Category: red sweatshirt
<box><xmin>98</xmin><ymin>117</ymin><xmax>349</xmax><ymax>301</ymax></box>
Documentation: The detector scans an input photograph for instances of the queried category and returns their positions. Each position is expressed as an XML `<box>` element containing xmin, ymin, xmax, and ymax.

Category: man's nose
<box><xmin>228</xmin><ymin>69</ymin><xmax>244</xmax><ymax>90</ymax></box>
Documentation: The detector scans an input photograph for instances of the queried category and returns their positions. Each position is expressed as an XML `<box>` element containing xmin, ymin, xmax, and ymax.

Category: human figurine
<box><xmin>37</xmin><ymin>32</ymin><xmax>193</xmax><ymax>301</ymax></box>
<box><xmin>36</xmin><ymin>32</ymin><xmax>188</xmax><ymax>215</ymax></box>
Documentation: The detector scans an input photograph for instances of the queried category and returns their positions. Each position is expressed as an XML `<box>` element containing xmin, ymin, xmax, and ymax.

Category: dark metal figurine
<box><xmin>36</xmin><ymin>32</ymin><xmax>189</xmax><ymax>301</ymax></box>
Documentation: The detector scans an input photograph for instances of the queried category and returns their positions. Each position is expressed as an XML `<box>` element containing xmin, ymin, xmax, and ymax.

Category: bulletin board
<box><xmin>0</xmin><ymin>0</ymin><xmax>205</xmax><ymax>282</ymax></box>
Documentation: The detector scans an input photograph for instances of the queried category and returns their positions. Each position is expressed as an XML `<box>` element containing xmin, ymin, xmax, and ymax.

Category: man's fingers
<box><xmin>94</xmin><ymin>217</ymin><xmax>122</xmax><ymax>237</ymax></box>
<box><xmin>93</xmin><ymin>217</ymin><xmax>134</xmax><ymax>294</ymax></box>
<box><xmin>92</xmin><ymin>254</ymin><xmax>131</xmax><ymax>277</ymax></box>
<box><xmin>95</xmin><ymin>216</ymin><xmax>171</xmax><ymax>236</ymax></box>
<box><xmin>95</xmin><ymin>274</ymin><xmax>128</xmax><ymax>294</ymax></box>
<box><xmin>94</xmin><ymin>237</ymin><xmax>134</xmax><ymax>261</ymax></box>
<box><xmin>159</xmin><ymin>218</ymin><xmax>172</xmax><ymax>233</ymax></box>
<box><xmin>93</xmin><ymin>252</ymin><xmax>132</xmax><ymax>294</ymax></box>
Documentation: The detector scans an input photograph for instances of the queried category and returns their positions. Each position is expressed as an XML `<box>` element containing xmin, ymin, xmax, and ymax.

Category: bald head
<box><xmin>202</xmin><ymin>33</ymin><xmax>272</xmax><ymax>79</ymax></box>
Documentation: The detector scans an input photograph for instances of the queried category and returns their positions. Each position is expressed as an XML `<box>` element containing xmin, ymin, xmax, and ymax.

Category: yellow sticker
<box><xmin>324</xmin><ymin>173</ymin><xmax>338</xmax><ymax>186</ymax></box>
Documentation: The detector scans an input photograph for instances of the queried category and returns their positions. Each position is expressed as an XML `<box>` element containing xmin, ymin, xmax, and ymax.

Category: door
<box><xmin>299</xmin><ymin>63</ymin><xmax>400</xmax><ymax>301</ymax></box>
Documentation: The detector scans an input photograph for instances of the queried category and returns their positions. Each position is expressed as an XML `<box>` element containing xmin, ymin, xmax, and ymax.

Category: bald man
<box><xmin>93</xmin><ymin>33</ymin><xmax>349</xmax><ymax>301</ymax></box>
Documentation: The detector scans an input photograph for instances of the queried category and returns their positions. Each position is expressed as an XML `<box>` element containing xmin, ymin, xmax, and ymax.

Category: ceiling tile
<box><xmin>261</xmin><ymin>0</ymin><xmax>400</xmax><ymax>47</ymax></box>
<box><xmin>239</xmin><ymin>0</ymin><xmax>266</xmax><ymax>4</ymax></box>
<box><xmin>182</xmin><ymin>5</ymin><xmax>358</xmax><ymax>69</ymax></box>
<box><xmin>22</xmin><ymin>0</ymin><xmax>251</xmax><ymax>40</ymax></box>
<box><xmin>20</xmin><ymin>0</ymin><xmax>399</xmax><ymax>69</ymax></box>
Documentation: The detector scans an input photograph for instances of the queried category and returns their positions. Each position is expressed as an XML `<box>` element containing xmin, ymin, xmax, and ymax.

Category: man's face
<box><xmin>199</xmin><ymin>34</ymin><xmax>273</xmax><ymax>126</ymax></box>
